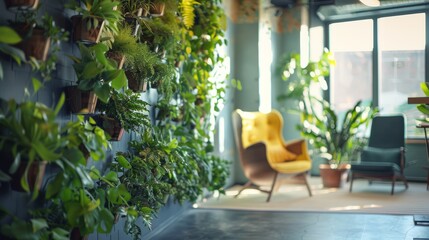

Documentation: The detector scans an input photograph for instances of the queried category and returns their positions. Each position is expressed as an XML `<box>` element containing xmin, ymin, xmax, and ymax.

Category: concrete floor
<box><xmin>148</xmin><ymin>208</ymin><xmax>429</xmax><ymax>240</ymax></box>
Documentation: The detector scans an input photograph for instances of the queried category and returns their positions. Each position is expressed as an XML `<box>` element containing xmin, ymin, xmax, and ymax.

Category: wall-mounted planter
<box><xmin>10</xmin><ymin>161</ymin><xmax>47</xmax><ymax>192</ymax></box>
<box><xmin>13</xmin><ymin>24</ymin><xmax>51</xmax><ymax>61</ymax></box>
<box><xmin>106</xmin><ymin>51</ymin><xmax>125</xmax><ymax>69</ymax></box>
<box><xmin>4</xmin><ymin>0</ymin><xmax>39</xmax><ymax>10</ymax></box>
<box><xmin>71</xmin><ymin>15</ymin><xmax>105</xmax><ymax>44</ymax></box>
<box><xmin>96</xmin><ymin>115</ymin><xmax>124</xmax><ymax>141</ymax></box>
<box><xmin>149</xmin><ymin>3</ymin><xmax>165</xmax><ymax>17</ymax></box>
<box><xmin>124</xmin><ymin>17</ymin><xmax>141</xmax><ymax>36</ymax></box>
<box><xmin>65</xmin><ymin>86</ymin><xmax>98</xmax><ymax>114</ymax></box>
<box><xmin>126</xmin><ymin>71</ymin><xmax>147</xmax><ymax>92</ymax></box>
<box><xmin>70</xmin><ymin>227</ymin><xmax>88</xmax><ymax>240</ymax></box>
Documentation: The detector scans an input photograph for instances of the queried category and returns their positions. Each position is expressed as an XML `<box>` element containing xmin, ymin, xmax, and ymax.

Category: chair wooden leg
<box><xmin>391</xmin><ymin>177</ymin><xmax>396</xmax><ymax>195</ymax></box>
<box><xmin>349</xmin><ymin>173</ymin><xmax>354</xmax><ymax>193</ymax></box>
<box><xmin>402</xmin><ymin>175</ymin><xmax>409</xmax><ymax>189</ymax></box>
<box><xmin>266</xmin><ymin>172</ymin><xmax>279</xmax><ymax>202</ymax></box>
<box><xmin>235</xmin><ymin>181</ymin><xmax>252</xmax><ymax>198</ymax></box>
<box><xmin>303</xmin><ymin>173</ymin><xmax>312</xmax><ymax>197</ymax></box>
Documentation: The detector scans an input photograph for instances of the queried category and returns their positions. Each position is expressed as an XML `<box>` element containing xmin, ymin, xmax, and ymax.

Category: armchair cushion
<box><xmin>360</xmin><ymin>147</ymin><xmax>402</xmax><ymax>165</ymax></box>
<box><xmin>266</xmin><ymin>144</ymin><xmax>297</xmax><ymax>163</ymax></box>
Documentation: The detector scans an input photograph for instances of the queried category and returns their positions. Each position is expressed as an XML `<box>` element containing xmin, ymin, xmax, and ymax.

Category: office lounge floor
<box><xmin>148</xmin><ymin>208</ymin><xmax>429</xmax><ymax>240</ymax></box>
<box><xmin>148</xmin><ymin>177</ymin><xmax>429</xmax><ymax>240</ymax></box>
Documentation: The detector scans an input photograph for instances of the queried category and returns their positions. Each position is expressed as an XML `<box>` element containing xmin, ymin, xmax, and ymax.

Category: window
<box><xmin>328</xmin><ymin>12</ymin><xmax>426</xmax><ymax>138</ymax></box>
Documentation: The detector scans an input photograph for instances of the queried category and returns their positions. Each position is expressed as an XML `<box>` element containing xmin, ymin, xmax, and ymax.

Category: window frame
<box><xmin>323</xmin><ymin>5</ymin><xmax>429</xmax><ymax>139</ymax></box>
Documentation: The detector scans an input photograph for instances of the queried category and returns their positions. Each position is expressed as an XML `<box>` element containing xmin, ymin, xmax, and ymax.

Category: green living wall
<box><xmin>0</xmin><ymin>0</ymin><xmax>231</xmax><ymax>239</ymax></box>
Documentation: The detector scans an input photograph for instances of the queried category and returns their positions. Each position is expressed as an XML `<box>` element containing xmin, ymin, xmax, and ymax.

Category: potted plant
<box><xmin>10</xmin><ymin>10</ymin><xmax>68</xmax><ymax>61</ymax></box>
<box><xmin>4</xmin><ymin>0</ymin><xmax>39</xmax><ymax>10</ymax></box>
<box><xmin>0</xmin><ymin>95</ymin><xmax>67</xmax><ymax>196</ymax></box>
<box><xmin>64</xmin><ymin>115</ymin><xmax>110</xmax><ymax>163</ymax></box>
<box><xmin>123</xmin><ymin>42</ymin><xmax>157</xmax><ymax>92</ymax></box>
<box><xmin>140</xmin><ymin>17</ymin><xmax>176</xmax><ymax>54</ymax></box>
<box><xmin>149</xmin><ymin>58</ymin><xmax>176</xmax><ymax>97</ymax></box>
<box><xmin>149</xmin><ymin>0</ymin><xmax>171</xmax><ymax>17</ymax></box>
<box><xmin>66</xmin><ymin>42</ymin><xmax>127</xmax><ymax>113</ymax></box>
<box><xmin>95</xmin><ymin>89</ymin><xmax>151</xmax><ymax>141</ymax></box>
<box><xmin>112</xmin><ymin>130</ymin><xmax>175</xmax><ymax>239</ymax></box>
<box><xmin>67</xmin><ymin>0</ymin><xmax>123</xmax><ymax>43</ymax></box>
<box><xmin>278</xmin><ymin>50</ymin><xmax>378</xmax><ymax>188</ymax></box>
<box><xmin>299</xmin><ymin>99</ymin><xmax>378</xmax><ymax>188</ymax></box>
<box><xmin>120</xmin><ymin>0</ymin><xmax>150</xmax><ymax>18</ymax></box>
<box><xmin>107</xmin><ymin>24</ymin><xmax>139</xmax><ymax>69</ymax></box>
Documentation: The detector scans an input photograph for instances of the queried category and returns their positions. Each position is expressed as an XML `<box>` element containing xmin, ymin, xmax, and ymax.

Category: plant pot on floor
<box><xmin>71</xmin><ymin>15</ymin><xmax>105</xmax><ymax>43</ymax></box>
<box><xmin>64</xmin><ymin>86</ymin><xmax>98</xmax><ymax>114</ymax></box>
<box><xmin>319</xmin><ymin>164</ymin><xmax>350</xmax><ymax>188</ymax></box>
<box><xmin>4</xmin><ymin>0</ymin><xmax>39</xmax><ymax>10</ymax></box>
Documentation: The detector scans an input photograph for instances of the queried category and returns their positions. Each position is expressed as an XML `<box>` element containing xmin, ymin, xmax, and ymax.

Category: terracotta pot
<box><xmin>13</xmin><ymin>24</ymin><xmax>50</xmax><ymax>61</ymax></box>
<box><xmin>10</xmin><ymin>160</ymin><xmax>47</xmax><ymax>192</ymax></box>
<box><xmin>4</xmin><ymin>0</ymin><xmax>39</xmax><ymax>9</ymax></box>
<box><xmin>64</xmin><ymin>86</ymin><xmax>98</xmax><ymax>114</ymax></box>
<box><xmin>98</xmin><ymin>116</ymin><xmax>124</xmax><ymax>141</ymax></box>
<box><xmin>71</xmin><ymin>15</ymin><xmax>105</xmax><ymax>43</ymax></box>
<box><xmin>319</xmin><ymin>164</ymin><xmax>350</xmax><ymax>188</ymax></box>
<box><xmin>126</xmin><ymin>71</ymin><xmax>147</xmax><ymax>92</ymax></box>
<box><xmin>149</xmin><ymin>3</ymin><xmax>165</xmax><ymax>17</ymax></box>
<box><xmin>106</xmin><ymin>51</ymin><xmax>126</xmax><ymax>69</ymax></box>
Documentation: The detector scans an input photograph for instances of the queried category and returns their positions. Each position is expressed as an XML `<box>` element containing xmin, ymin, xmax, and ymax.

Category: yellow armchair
<box><xmin>233</xmin><ymin>109</ymin><xmax>312</xmax><ymax>202</ymax></box>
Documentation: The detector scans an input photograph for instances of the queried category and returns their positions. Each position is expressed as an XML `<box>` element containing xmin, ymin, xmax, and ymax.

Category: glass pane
<box><xmin>378</xmin><ymin>13</ymin><xmax>426</xmax><ymax>138</ymax></box>
<box><xmin>329</xmin><ymin>20</ymin><xmax>373</xmax><ymax>112</ymax></box>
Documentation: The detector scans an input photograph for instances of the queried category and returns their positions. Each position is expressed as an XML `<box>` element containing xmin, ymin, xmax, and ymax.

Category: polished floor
<box><xmin>148</xmin><ymin>208</ymin><xmax>429</xmax><ymax>240</ymax></box>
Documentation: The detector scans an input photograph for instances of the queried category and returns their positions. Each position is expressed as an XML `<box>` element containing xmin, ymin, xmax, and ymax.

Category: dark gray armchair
<box><xmin>349</xmin><ymin>114</ymin><xmax>408</xmax><ymax>195</ymax></box>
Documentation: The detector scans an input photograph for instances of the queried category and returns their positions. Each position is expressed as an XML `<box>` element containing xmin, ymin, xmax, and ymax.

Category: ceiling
<box><xmin>317</xmin><ymin>0</ymin><xmax>429</xmax><ymax>20</ymax></box>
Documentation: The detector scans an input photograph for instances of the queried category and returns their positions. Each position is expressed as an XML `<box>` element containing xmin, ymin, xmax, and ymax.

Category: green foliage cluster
<box><xmin>278</xmin><ymin>49</ymin><xmax>378</xmax><ymax>166</ymax></box>
<box><xmin>0</xmin><ymin>0</ymin><xmax>231</xmax><ymax>239</ymax></box>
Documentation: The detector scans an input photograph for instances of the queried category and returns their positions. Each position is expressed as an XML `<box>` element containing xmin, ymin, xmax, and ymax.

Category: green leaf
<box><xmin>82</xmin><ymin>62</ymin><xmax>100</xmax><ymax>80</ymax></box>
<box><xmin>32</xmin><ymin>78</ymin><xmax>43</xmax><ymax>94</ymax></box>
<box><xmin>0</xmin><ymin>170</ymin><xmax>11</xmax><ymax>181</ymax></box>
<box><xmin>98</xmin><ymin>208</ymin><xmax>114</xmax><ymax>233</ymax></box>
<box><xmin>103</xmin><ymin>171</ymin><xmax>118</xmax><ymax>183</ymax></box>
<box><xmin>417</xmin><ymin>104</ymin><xmax>429</xmax><ymax>115</ymax></box>
<box><xmin>76</xmin><ymin>166</ymin><xmax>94</xmax><ymax>188</ymax></box>
<box><xmin>0</xmin><ymin>43</ymin><xmax>25</xmax><ymax>65</ymax></box>
<box><xmin>94</xmin><ymin>84</ymin><xmax>111</xmax><ymax>103</ymax></box>
<box><xmin>46</xmin><ymin>173</ymin><xmax>64</xmax><ymax>199</ymax></box>
<box><xmin>54</xmin><ymin>93</ymin><xmax>65</xmax><ymax>115</ymax></box>
<box><xmin>0</xmin><ymin>27</ymin><xmax>22</xmax><ymax>44</ymax></box>
<box><xmin>109</xmin><ymin>70</ymin><xmax>127</xmax><ymax>90</ymax></box>
<box><xmin>51</xmin><ymin>228</ymin><xmax>69</xmax><ymax>240</ymax></box>
<box><xmin>116</xmin><ymin>155</ymin><xmax>131</xmax><ymax>169</ymax></box>
<box><xmin>31</xmin><ymin>218</ymin><xmax>48</xmax><ymax>232</ymax></box>
<box><xmin>421</xmin><ymin>82</ymin><xmax>429</xmax><ymax>96</ymax></box>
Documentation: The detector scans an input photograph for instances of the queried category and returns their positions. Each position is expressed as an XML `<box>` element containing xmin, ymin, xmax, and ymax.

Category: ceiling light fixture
<box><xmin>359</xmin><ymin>0</ymin><xmax>381</xmax><ymax>7</ymax></box>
